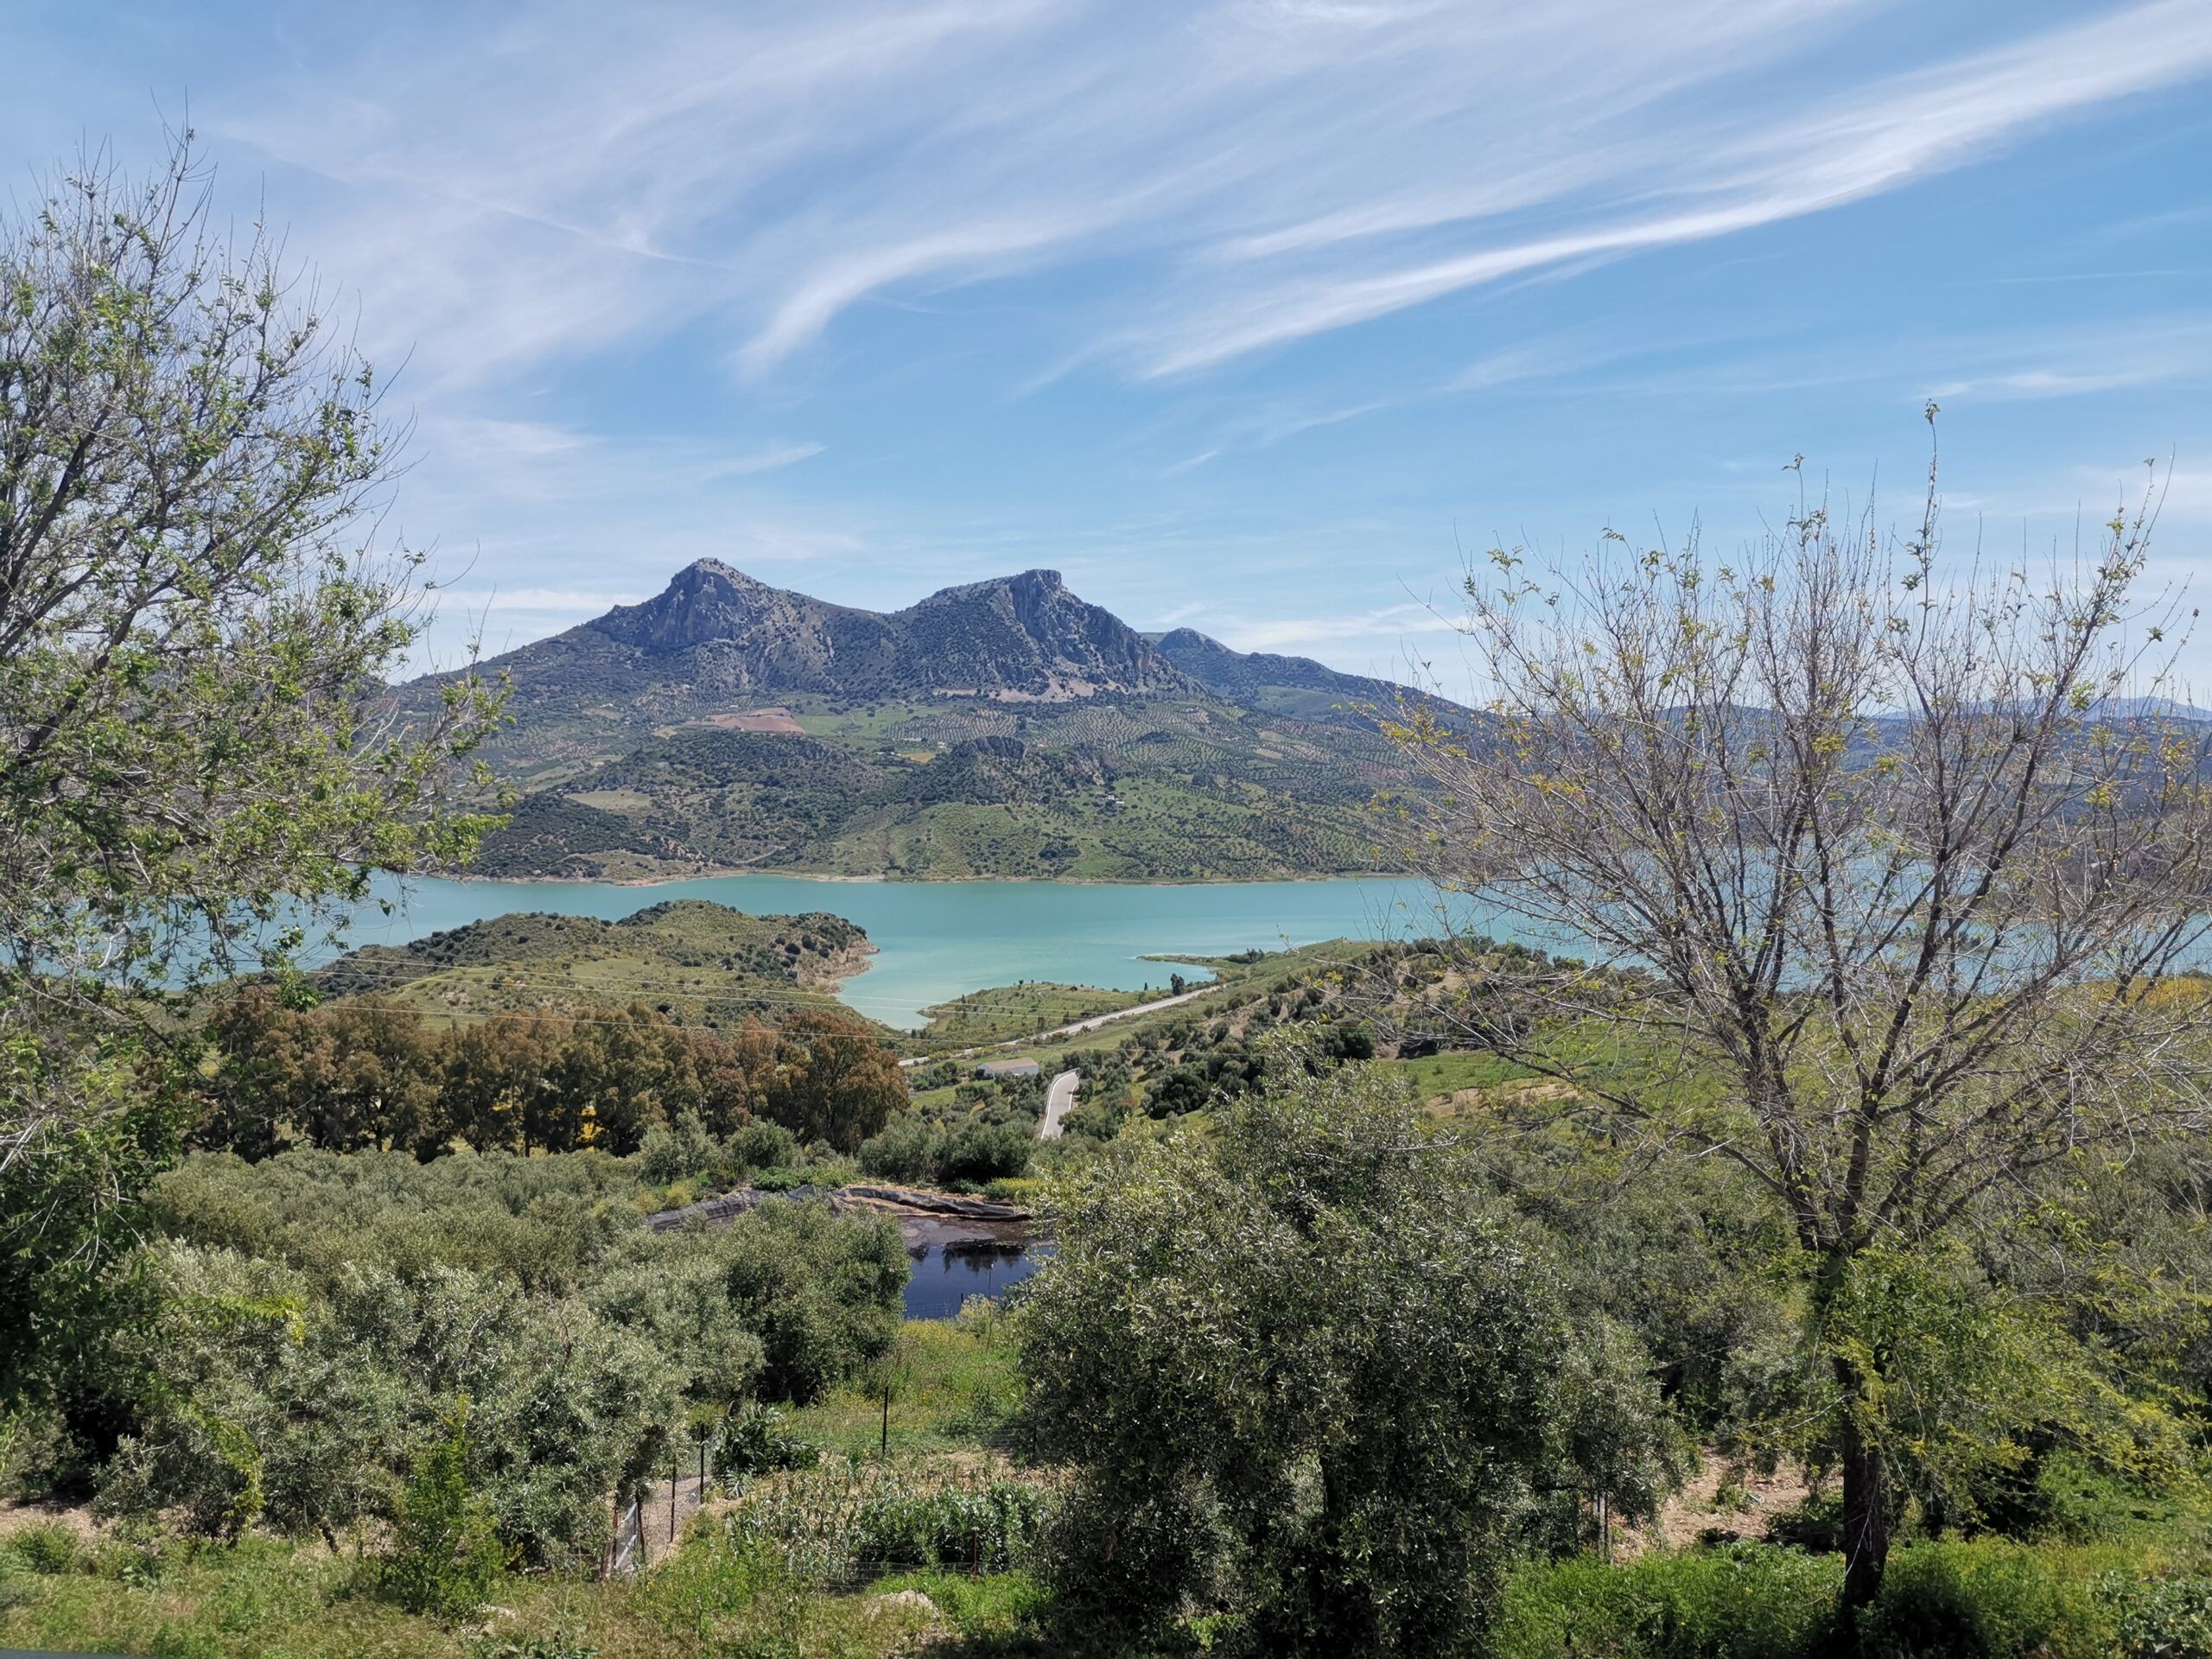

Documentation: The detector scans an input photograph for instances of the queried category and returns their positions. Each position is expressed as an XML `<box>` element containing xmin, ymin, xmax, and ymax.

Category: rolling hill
<box><xmin>404</xmin><ymin>562</ymin><xmax>1467</xmax><ymax>880</ymax></box>
<box><xmin>309</xmin><ymin>899</ymin><xmax>874</xmax><ymax>1027</ymax></box>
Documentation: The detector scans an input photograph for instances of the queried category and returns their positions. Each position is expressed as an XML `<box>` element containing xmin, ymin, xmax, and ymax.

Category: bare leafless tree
<box><xmin>1384</xmin><ymin>424</ymin><xmax>2212</xmax><ymax>1606</ymax></box>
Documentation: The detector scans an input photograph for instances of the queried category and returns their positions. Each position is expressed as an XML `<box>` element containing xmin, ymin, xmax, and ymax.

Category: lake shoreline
<box><xmin>351</xmin><ymin>872</ymin><xmax>1467</xmax><ymax>1032</ymax></box>
<box><xmin>439</xmin><ymin>865</ymin><xmax>1417</xmax><ymax>890</ymax></box>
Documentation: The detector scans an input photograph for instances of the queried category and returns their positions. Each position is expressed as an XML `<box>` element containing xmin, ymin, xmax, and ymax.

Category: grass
<box><xmin>313</xmin><ymin>900</ymin><xmax>874</xmax><ymax>1030</ymax></box>
<box><xmin>1382</xmin><ymin>1049</ymin><xmax>1537</xmax><ymax>1103</ymax></box>
<box><xmin>1012</xmin><ymin>938</ymin><xmax>1383</xmax><ymax>1067</ymax></box>
<box><xmin>916</xmin><ymin>982</ymin><xmax>1157</xmax><ymax>1049</ymax></box>
<box><xmin>785</xmin><ymin>1317</ymin><xmax>1026</xmax><ymax>1459</ymax></box>
<box><xmin>0</xmin><ymin>1530</ymin><xmax>1048</xmax><ymax>1658</ymax></box>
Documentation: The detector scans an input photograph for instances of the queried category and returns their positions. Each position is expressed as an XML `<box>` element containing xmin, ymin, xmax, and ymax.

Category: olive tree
<box><xmin>1386</xmin><ymin>429</ymin><xmax>2212</xmax><ymax>1608</ymax></box>
<box><xmin>1017</xmin><ymin>1044</ymin><xmax>1679</xmax><ymax>1656</ymax></box>
<box><xmin>0</xmin><ymin>133</ymin><xmax>501</xmax><ymax>1408</ymax></box>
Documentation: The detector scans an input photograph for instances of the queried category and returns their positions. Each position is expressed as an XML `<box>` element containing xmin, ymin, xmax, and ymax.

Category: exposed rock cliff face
<box><xmin>570</xmin><ymin>560</ymin><xmax>1192</xmax><ymax>702</ymax></box>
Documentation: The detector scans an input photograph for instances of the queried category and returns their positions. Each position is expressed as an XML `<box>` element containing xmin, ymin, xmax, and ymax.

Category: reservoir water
<box><xmin>903</xmin><ymin>1240</ymin><xmax>1054</xmax><ymax>1320</ymax></box>
<box><xmin>341</xmin><ymin>873</ymin><xmax>1478</xmax><ymax>1030</ymax></box>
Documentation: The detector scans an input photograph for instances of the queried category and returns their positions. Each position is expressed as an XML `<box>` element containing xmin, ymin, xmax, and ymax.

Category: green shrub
<box><xmin>716</xmin><ymin>1403</ymin><xmax>819</xmax><ymax>1482</ymax></box>
<box><xmin>382</xmin><ymin>1403</ymin><xmax>511</xmax><ymax>1620</ymax></box>
<box><xmin>2099</xmin><ymin>1572</ymin><xmax>2212</xmax><ymax>1659</ymax></box>
<box><xmin>150</xmin><ymin>1622</ymin><xmax>226</xmax><ymax>1659</ymax></box>
<box><xmin>854</xmin><ymin>1480</ymin><xmax>1042</xmax><ymax>1573</ymax></box>
<box><xmin>6</xmin><ymin>1520</ymin><xmax>79</xmax><ymax>1574</ymax></box>
<box><xmin>870</xmin><ymin>1567</ymin><xmax>1048</xmax><ymax>1640</ymax></box>
<box><xmin>91</xmin><ymin>1526</ymin><xmax>168</xmax><ymax>1586</ymax></box>
<box><xmin>1764</xmin><ymin>1491</ymin><xmax>1843</xmax><ymax>1554</ymax></box>
<box><xmin>1858</xmin><ymin>1540</ymin><xmax>2103</xmax><ymax>1659</ymax></box>
<box><xmin>729</xmin><ymin>1122</ymin><xmax>800</xmax><ymax>1173</ymax></box>
<box><xmin>471</xmin><ymin>1629</ymin><xmax>601</xmax><ymax>1659</ymax></box>
<box><xmin>1496</xmin><ymin>1545</ymin><xmax>1840</xmax><ymax>1659</ymax></box>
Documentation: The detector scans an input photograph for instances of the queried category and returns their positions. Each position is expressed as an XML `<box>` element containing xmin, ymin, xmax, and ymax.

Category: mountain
<box><xmin>420</xmin><ymin>561</ymin><xmax>1198</xmax><ymax>775</ymax></box>
<box><xmin>404</xmin><ymin>562</ymin><xmax>1459</xmax><ymax>880</ymax></box>
<box><xmin>1149</xmin><ymin>627</ymin><xmax>1464</xmax><ymax>729</ymax></box>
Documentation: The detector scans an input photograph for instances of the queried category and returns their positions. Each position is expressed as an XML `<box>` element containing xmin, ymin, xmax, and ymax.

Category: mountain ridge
<box><xmin>560</xmin><ymin>558</ymin><xmax>1194</xmax><ymax>702</ymax></box>
<box><xmin>402</xmin><ymin>562</ymin><xmax>1459</xmax><ymax>881</ymax></box>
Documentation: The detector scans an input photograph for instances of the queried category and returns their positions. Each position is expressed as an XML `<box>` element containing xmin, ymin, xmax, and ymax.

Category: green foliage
<box><xmin>383</xmin><ymin>1402</ymin><xmax>511</xmax><ymax>1621</ymax></box>
<box><xmin>858</xmin><ymin>1116</ymin><xmax>1033</xmax><ymax>1187</ymax></box>
<box><xmin>0</xmin><ymin>1047</ymin><xmax>185</xmax><ymax>1441</ymax></box>
<box><xmin>1818</xmin><ymin>1243</ymin><xmax>2192</xmax><ymax>1535</ymax></box>
<box><xmin>0</xmin><ymin>133</ymin><xmax>502</xmax><ymax>1427</ymax></box>
<box><xmin>715</xmin><ymin>1404</ymin><xmax>819</xmax><ymax>1483</ymax></box>
<box><xmin>852</xmin><ymin>1481</ymin><xmax>1043</xmax><ymax>1573</ymax></box>
<box><xmin>1495</xmin><ymin>1545</ymin><xmax>1843</xmax><ymax>1659</ymax></box>
<box><xmin>199</xmin><ymin>981</ymin><xmax>907</xmax><ymax>1160</ymax></box>
<box><xmin>717</xmin><ymin>1202</ymin><xmax>906</xmax><ymax>1403</ymax></box>
<box><xmin>1498</xmin><ymin>1539</ymin><xmax>2145</xmax><ymax>1659</ymax></box>
<box><xmin>472</xmin><ymin>1629</ymin><xmax>601</xmax><ymax>1659</ymax></box>
<box><xmin>638</xmin><ymin>1112</ymin><xmax>721</xmax><ymax>1185</ymax></box>
<box><xmin>5</xmin><ymin>1522</ymin><xmax>80</xmax><ymax>1575</ymax></box>
<box><xmin>718</xmin><ymin>1457</ymin><xmax>1046</xmax><ymax>1587</ymax></box>
<box><xmin>1018</xmin><ymin>1044</ymin><xmax>1675</xmax><ymax>1656</ymax></box>
<box><xmin>1854</xmin><ymin>1539</ymin><xmax>2104</xmax><ymax>1658</ymax></box>
<box><xmin>91</xmin><ymin>1148</ymin><xmax>903</xmax><ymax>1569</ymax></box>
<box><xmin>2100</xmin><ymin>1571</ymin><xmax>2212</xmax><ymax>1659</ymax></box>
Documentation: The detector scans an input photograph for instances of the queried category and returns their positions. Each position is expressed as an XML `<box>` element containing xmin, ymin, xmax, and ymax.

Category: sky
<box><xmin>6</xmin><ymin>1</ymin><xmax>2212</xmax><ymax>693</ymax></box>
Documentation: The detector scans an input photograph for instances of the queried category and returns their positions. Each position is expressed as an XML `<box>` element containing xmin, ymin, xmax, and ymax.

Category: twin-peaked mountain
<box><xmin>586</xmin><ymin>561</ymin><xmax>1185</xmax><ymax>700</ymax></box>
<box><xmin>406</xmin><ymin>561</ymin><xmax>1457</xmax><ymax>881</ymax></box>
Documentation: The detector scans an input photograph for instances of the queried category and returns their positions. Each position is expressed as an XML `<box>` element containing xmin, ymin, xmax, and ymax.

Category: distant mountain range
<box><xmin>404</xmin><ymin>562</ymin><xmax>1455</xmax><ymax>881</ymax></box>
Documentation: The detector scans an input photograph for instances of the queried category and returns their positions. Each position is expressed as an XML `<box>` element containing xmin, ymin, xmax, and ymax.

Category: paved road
<box><xmin>899</xmin><ymin>981</ymin><xmax>1221</xmax><ymax>1069</ymax></box>
<box><xmin>1039</xmin><ymin>1070</ymin><xmax>1081</xmax><ymax>1141</ymax></box>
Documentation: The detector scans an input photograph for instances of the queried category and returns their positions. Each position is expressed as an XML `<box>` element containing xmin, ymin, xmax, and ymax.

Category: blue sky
<box><xmin>7</xmin><ymin>1</ymin><xmax>2212</xmax><ymax>692</ymax></box>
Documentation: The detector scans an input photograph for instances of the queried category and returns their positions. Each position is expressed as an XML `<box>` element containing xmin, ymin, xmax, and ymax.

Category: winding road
<box><xmin>899</xmin><ymin>980</ymin><xmax>1221</xmax><ymax>1069</ymax></box>
<box><xmin>1039</xmin><ymin>1070</ymin><xmax>1081</xmax><ymax>1141</ymax></box>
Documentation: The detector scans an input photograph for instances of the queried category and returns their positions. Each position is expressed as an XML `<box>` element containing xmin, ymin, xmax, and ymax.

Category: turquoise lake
<box><xmin>344</xmin><ymin>874</ymin><xmax>1489</xmax><ymax>1031</ymax></box>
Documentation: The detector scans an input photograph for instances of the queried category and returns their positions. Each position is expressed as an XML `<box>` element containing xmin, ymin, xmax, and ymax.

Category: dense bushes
<box><xmin>381</xmin><ymin>1404</ymin><xmax>509</xmax><ymax>1618</ymax></box>
<box><xmin>857</xmin><ymin>1117</ymin><xmax>1032</xmax><ymax>1187</ymax></box>
<box><xmin>197</xmin><ymin>992</ymin><xmax>906</xmax><ymax>1159</ymax></box>
<box><xmin>1497</xmin><ymin>1545</ymin><xmax>1843</xmax><ymax>1659</ymax></box>
<box><xmin>48</xmin><ymin>1149</ymin><xmax>905</xmax><ymax>1571</ymax></box>
<box><xmin>717</xmin><ymin>1460</ymin><xmax>1046</xmax><ymax>1585</ymax></box>
<box><xmin>1495</xmin><ymin>1540</ymin><xmax>2212</xmax><ymax>1659</ymax></box>
<box><xmin>1019</xmin><ymin>1046</ymin><xmax>1682</xmax><ymax>1656</ymax></box>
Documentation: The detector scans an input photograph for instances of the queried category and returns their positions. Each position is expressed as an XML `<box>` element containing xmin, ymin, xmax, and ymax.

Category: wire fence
<box><xmin>603</xmin><ymin>1432</ymin><xmax>724</xmax><ymax>1579</ymax></box>
<box><xmin>600</xmin><ymin>1417</ymin><xmax>1061</xmax><ymax>1588</ymax></box>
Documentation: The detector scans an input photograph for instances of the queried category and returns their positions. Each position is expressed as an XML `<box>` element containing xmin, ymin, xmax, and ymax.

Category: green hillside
<box><xmin>396</xmin><ymin>561</ymin><xmax>1465</xmax><ymax>880</ymax></box>
<box><xmin>309</xmin><ymin>899</ymin><xmax>874</xmax><ymax>1027</ymax></box>
<box><xmin>468</xmin><ymin>694</ymin><xmax>1410</xmax><ymax>880</ymax></box>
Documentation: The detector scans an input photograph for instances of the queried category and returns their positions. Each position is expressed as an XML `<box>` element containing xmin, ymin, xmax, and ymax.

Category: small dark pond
<box><xmin>897</xmin><ymin>1213</ymin><xmax>1054</xmax><ymax>1319</ymax></box>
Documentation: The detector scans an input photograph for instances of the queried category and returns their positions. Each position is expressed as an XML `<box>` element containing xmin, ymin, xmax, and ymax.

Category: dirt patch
<box><xmin>0</xmin><ymin>1497</ymin><xmax>99</xmax><ymax>1543</ymax></box>
<box><xmin>696</xmin><ymin>707</ymin><xmax>804</xmax><ymax>734</ymax></box>
<box><xmin>1618</xmin><ymin>1450</ymin><xmax>1815</xmax><ymax>1559</ymax></box>
<box><xmin>1429</xmin><ymin>1077</ymin><xmax>1582</xmax><ymax>1116</ymax></box>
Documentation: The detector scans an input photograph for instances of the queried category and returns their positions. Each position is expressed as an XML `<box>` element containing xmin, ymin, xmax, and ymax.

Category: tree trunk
<box><xmin>1835</xmin><ymin>1361</ymin><xmax>1891</xmax><ymax>1616</ymax></box>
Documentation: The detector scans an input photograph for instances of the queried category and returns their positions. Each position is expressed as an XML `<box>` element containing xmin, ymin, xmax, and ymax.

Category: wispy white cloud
<box><xmin>93</xmin><ymin>0</ymin><xmax>2200</xmax><ymax>404</ymax></box>
<box><xmin>1139</xmin><ymin>0</ymin><xmax>2212</xmax><ymax>374</ymax></box>
<box><xmin>1219</xmin><ymin>601</ymin><xmax>1460</xmax><ymax>655</ymax></box>
<box><xmin>429</xmin><ymin>587</ymin><xmax>644</xmax><ymax>614</ymax></box>
<box><xmin>711</xmin><ymin>442</ymin><xmax>827</xmax><ymax>477</ymax></box>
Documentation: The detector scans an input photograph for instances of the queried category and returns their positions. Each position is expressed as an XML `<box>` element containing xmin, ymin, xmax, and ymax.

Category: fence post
<box><xmin>671</xmin><ymin>1452</ymin><xmax>679</xmax><ymax>1543</ymax></box>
